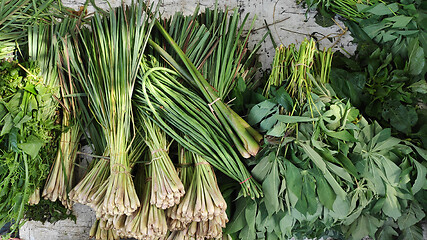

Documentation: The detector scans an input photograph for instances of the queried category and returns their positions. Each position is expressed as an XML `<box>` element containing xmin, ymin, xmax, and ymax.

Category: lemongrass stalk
<box><xmin>66</xmin><ymin>2</ymin><xmax>158</xmax><ymax>216</ymax></box>
<box><xmin>173</xmin><ymin>154</ymin><xmax>228</xmax><ymax>225</ymax></box>
<box><xmin>142</xmin><ymin>118</ymin><xmax>184</xmax><ymax>209</ymax></box>
<box><xmin>68</xmin><ymin>153</ymin><xmax>110</xmax><ymax>205</ymax></box>
<box><xmin>42</xmin><ymin>119</ymin><xmax>81</xmax><ymax>209</ymax></box>
<box><xmin>135</xmin><ymin>59</ymin><xmax>261</xmax><ymax>198</ymax></box>
<box><xmin>90</xmin><ymin>218</ymin><xmax>119</xmax><ymax>240</ymax></box>
<box><xmin>151</xmin><ymin>21</ymin><xmax>262</xmax><ymax>157</ymax></box>
<box><xmin>167</xmin><ymin>146</ymin><xmax>194</xmax><ymax>231</ymax></box>
<box><xmin>123</xmin><ymin>162</ymin><xmax>168</xmax><ymax>239</ymax></box>
<box><xmin>28</xmin><ymin>188</ymin><xmax>40</xmax><ymax>205</ymax></box>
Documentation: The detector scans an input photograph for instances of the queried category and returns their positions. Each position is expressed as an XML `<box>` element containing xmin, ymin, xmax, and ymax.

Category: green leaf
<box><xmin>284</xmin><ymin>161</ymin><xmax>302</xmax><ymax>205</ymax></box>
<box><xmin>315</xmin><ymin>172</ymin><xmax>336</xmax><ymax>210</ymax></box>
<box><xmin>248</xmin><ymin>100</ymin><xmax>277</xmax><ymax>125</ymax></box>
<box><xmin>279</xmin><ymin>214</ymin><xmax>294</xmax><ymax>238</ymax></box>
<box><xmin>376</xmin><ymin>218</ymin><xmax>398</xmax><ymax>240</ymax></box>
<box><xmin>409</xmin><ymin>80</ymin><xmax>427</xmax><ymax>94</ymax></box>
<box><xmin>274</xmin><ymin>86</ymin><xmax>293</xmax><ymax>111</ymax></box>
<box><xmin>300</xmin><ymin>143</ymin><xmax>347</xmax><ymax>198</ymax></box>
<box><xmin>239</xmin><ymin>225</ymin><xmax>256</xmax><ymax>240</ymax></box>
<box><xmin>326</xmin><ymin>130</ymin><xmax>357</xmax><ymax>142</ymax></box>
<box><xmin>275</xmin><ymin>115</ymin><xmax>318</xmax><ymax>123</ymax></box>
<box><xmin>1</xmin><ymin>113</ymin><xmax>13</xmax><ymax>136</ymax></box>
<box><xmin>412</xmin><ymin>160</ymin><xmax>427</xmax><ymax>194</ymax></box>
<box><xmin>397</xmin><ymin>202</ymin><xmax>425</xmax><ymax>230</ymax></box>
<box><xmin>384</xmin><ymin>15</ymin><xmax>413</xmax><ymax>28</ymax></box>
<box><xmin>226</xmin><ymin>197</ymin><xmax>249</xmax><ymax>234</ymax></box>
<box><xmin>302</xmin><ymin>173</ymin><xmax>317</xmax><ymax>215</ymax></box>
<box><xmin>382</xmin><ymin>102</ymin><xmax>418</xmax><ymax>134</ymax></box>
<box><xmin>382</xmin><ymin>185</ymin><xmax>402</xmax><ymax>219</ymax></box>
<box><xmin>365</xmin><ymin>3</ymin><xmax>399</xmax><ymax>15</ymax></box>
<box><xmin>18</xmin><ymin>135</ymin><xmax>44</xmax><ymax>159</ymax></box>
<box><xmin>266</xmin><ymin>122</ymin><xmax>287</xmax><ymax>137</ymax></box>
<box><xmin>399</xmin><ymin>225</ymin><xmax>424</xmax><ymax>240</ymax></box>
<box><xmin>262</xmin><ymin>161</ymin><xmax>280</xmax><ymax>215</ymax></box>
<box><xmin>408</xmin><ymin>38</ymin><xmax>425</xmax><ymax>76</ymax></box>
<box><xmin>252</xmin><ymin>152</ymin><xmax>274</xmax><ymax>181</ymax></box>
<box><xmin>245</xmin><ymin>200</ymin><xmax>257</xmax><ymax>232</ymax></box>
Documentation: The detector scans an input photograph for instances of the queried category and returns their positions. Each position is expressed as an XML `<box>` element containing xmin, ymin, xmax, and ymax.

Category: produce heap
<box><xmin>0</xmin><ymin>0</ymin><xmax>425</xmax><ymax>240</ymax></box>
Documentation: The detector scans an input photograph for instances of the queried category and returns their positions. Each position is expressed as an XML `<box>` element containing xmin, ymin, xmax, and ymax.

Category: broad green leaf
<box><xmin>346</xmin><ymin>214</ymin><xmax>382</xmax><ymax>240</ymax></box>
<box><xmin>274</xmin><ymin>86</ymin><xmax>293</xmax><ymax>111</ymax></box>
<box><xmin>266</xmin><ymin>122</ymin><xmax>287</xmax><ymax>137</ymax></box>
<box><xmin>225</xmin><ymin>197</ymin><xmax>248</xmax><ymax>234</ymax></box>
<box><xmin>260</xmin><ymin>113</ymin><xmax>279</xmax><ymax>132</ymax></box>
<box><xmin>382</xmin><ymin>103</ymin><xmax>418</xmax><ymax>134</ymax></box>
<box><xmin>397</xmin><ymin>202</ymin><xmax>425</xmax><ymax>230</ymax></box>
<box><xmin>399</xmin><ymin>225</ymin><xmax>424</xmax><ymax>240</ymax></box>
<box><xmin>409</xmin><ymin>80</ymin><xmax>427</xmax><ymax>94</ymax></box>
<box><xmin>365</xmin><ymin>3</ymin><xmax>399</xmax><ymax>15</ymax></box>
<box><xmin>332</xmin><ymin>196</ymin><xmax>350</xmax><ymax>219</ymax></box>
<box><xmin>252</xmin><ymin>152</ymin><xmax>274</xmax><ymax>181</ymax></box>
<box><xmin>376</xmin><ymin>218</ymin><xmax>398</xmax><ymax>240</ymax></box>
<box><xmin>408</xmin><ymin>38</ymin><xmax>425</xmax><ymax>76</ymax></box>
<box><xmin>245</xmin><ymin>200</ymin><xmax>257</xmax><ymax>232</ymax></box>
<box><xmin>315</xmin><ymin>172</ymin><xmax>336</xmax><ymax>210</ymax></box>
<box><xmin>336</xmin><ymin>153</ymin><xmax>359</xmax><ymax>178</ymax></box>
<box><xmin>326</xmin><ymin>162</ymin><xmax>353</xmax><ymax>182</ymax></box>
<box><xmin>239</xmin><ymin>225</ymin><xmax>256</xmax><ymax>240</ymax></box>
<box><xmin>302</xmin><ymin>173</ymin><xmax>317</xmax><ymax>215</ymax></box>
<box><xmin>18</xmin><ymin>135</ymin><xmax>44</xmax><ymax>159</ymax></box>
<box><xmin>412</xmin><ymin>160</ymin><xmax>427</xmax><ymax>194</ymax></box>
<box><xmin>1</xmin><ymin>113</ymin><xmax>13</xmax><ymax>136</ymax></box>
<box><xmin>275</xmin><ymin>115</ymin><xmax>318</xmax><ymax>123</ymax></box>
<box><xmin>326</xmin><ymin>130</ymin><xmax>357</xmax><ymax>142</ymax></box>
<box><xmin>384</xmin><ymin>15</ymin><xmax>413</xmax><ymax>28</ymax></box>
<box><xmin>262</xmin><ymin>161</ymin><xmax>280</xmax><ymax>215</ymax></box>
<box><xmin>279</xmin><ymin>214</ymin><xmax>294</xmax><ymax>238</ymax></box>
<box><xmin>284</xmin><ymin>161</ymin><xmax>302</xmax><ymax>203</ymax></box>
<box><xmin>300</xmin><ymin>143</ymin><xmax>347</xmax><ymax>198</ymax></box>
<box><xmin>248</xmin><ymin>100</ymin><xmax>277</xmax><ymax>125</ymax></box>
<box><xmin>382</xmin><ymin>185</ymin><xmax>402</xmax><ymax>219</ymax></box>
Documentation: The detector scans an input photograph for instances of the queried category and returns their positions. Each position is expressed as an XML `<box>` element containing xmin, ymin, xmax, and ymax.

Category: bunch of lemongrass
<box><xmin>90</xmin><ymin>218</ymin><xmax>119</xmax><ymax>240</ymax></box>
<box><xmin>114</xmin><ymin>162</ymin><xmax>168</xmax><ymax>239</ymax></box>
<box><xmin>168</xmin><ymin>217</ymin><xmax>226</xmax><ymax>240</ymax></box>
<box><xmin>173</xmin><ymin>154</ymin><xmax>228</xmax><ymax>225</ymax></box>
<box><xmin>141</xmin><ymin>117</ymin><xmax>184</xmax><ymax>209</ymax></box>
<box><xmin>150</xmin><ymin>20</ymin><xmax>263</xmax><ymax>159</ymax></box>
<box><xmin>135</xmin><ymin>58</ymin><xmax>261</xmax><ymax>198</ymax></box>
<box><xmin>68</xmin><ymin>155</ymin><xmax>110</xmax><ymax>206</ymax></box>
<box><xmin>167</xmin><ymin>146</ymin><xmax>194</xmax><ymax>231</ymax></box>
<box><xmin>66</xmin><ymin>2</ymin><xmax>157</xmax><ymax>216</ymax></box>
<box><xmin>42</xmin><ymin>120</ymin><xmax>81</xmax><ymax>208</ymax></box>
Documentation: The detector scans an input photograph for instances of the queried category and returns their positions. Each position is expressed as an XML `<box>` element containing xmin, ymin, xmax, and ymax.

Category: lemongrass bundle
<box><xmin>90</xmin><ymin>218</ymin><xmax>119</xmax><ymax>240</ymax></box>
<box><xmin>142</xmin><ymin>118</ymin><xmax>184</xmax><ymax>209</ymax></box>
<box><xmin>173</xmin><ymin>154</ymin><xmax>228</xmax><ymax>225</ymax></box>
<box><xmin>135</xmin><ymin>58</ymin><xmax>261</xmax><ymax>198</ymax></box>
<box><xmin>42</xmin><ymin>121</ymin><xmax>81</xmax><ymax>208</ymax></box>
<box><xmin>28</xmin><ymin>188</ymin><xmax>40</xmax><ymax>206</ymax></box>
<box><xmin>167</xmin><ymin>146</ymin><xmax>194</xmax><ymax>231</ymax></box>
<box><xmin>68</xmin><ymin>156</ymin><xmax>110</xmax><ymax>205</ymax></box>
<box><xmin>118</xmin><ymin>163</ymin><xmax>168</xmax><ymax>239</ymax></box>
<box><xmin>66</xmin><ymin>2</ymin><xmax>157</xmax><ymax>216</ymax></box>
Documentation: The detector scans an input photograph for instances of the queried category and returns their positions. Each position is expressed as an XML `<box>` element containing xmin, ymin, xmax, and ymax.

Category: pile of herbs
<box><xmin>298</xmin><ymin>0</ymin><xmax>427</xmax><ymax>148</ymax></box>
<box><xmin>0</xmin><ymin>60</ymin><xmax>59</xmax><ymax>234</ymax></box>
<box><xmin>225</xmin><ymin>39</ymin><xmax>427</xmax><ymax>240</ymax></box>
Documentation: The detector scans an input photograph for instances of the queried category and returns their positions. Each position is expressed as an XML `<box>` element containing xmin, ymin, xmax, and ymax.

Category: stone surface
<box><xmin>20</xmin><ymin>204</ymin><xmax>96</xmax><ymax>240</ymax></box>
